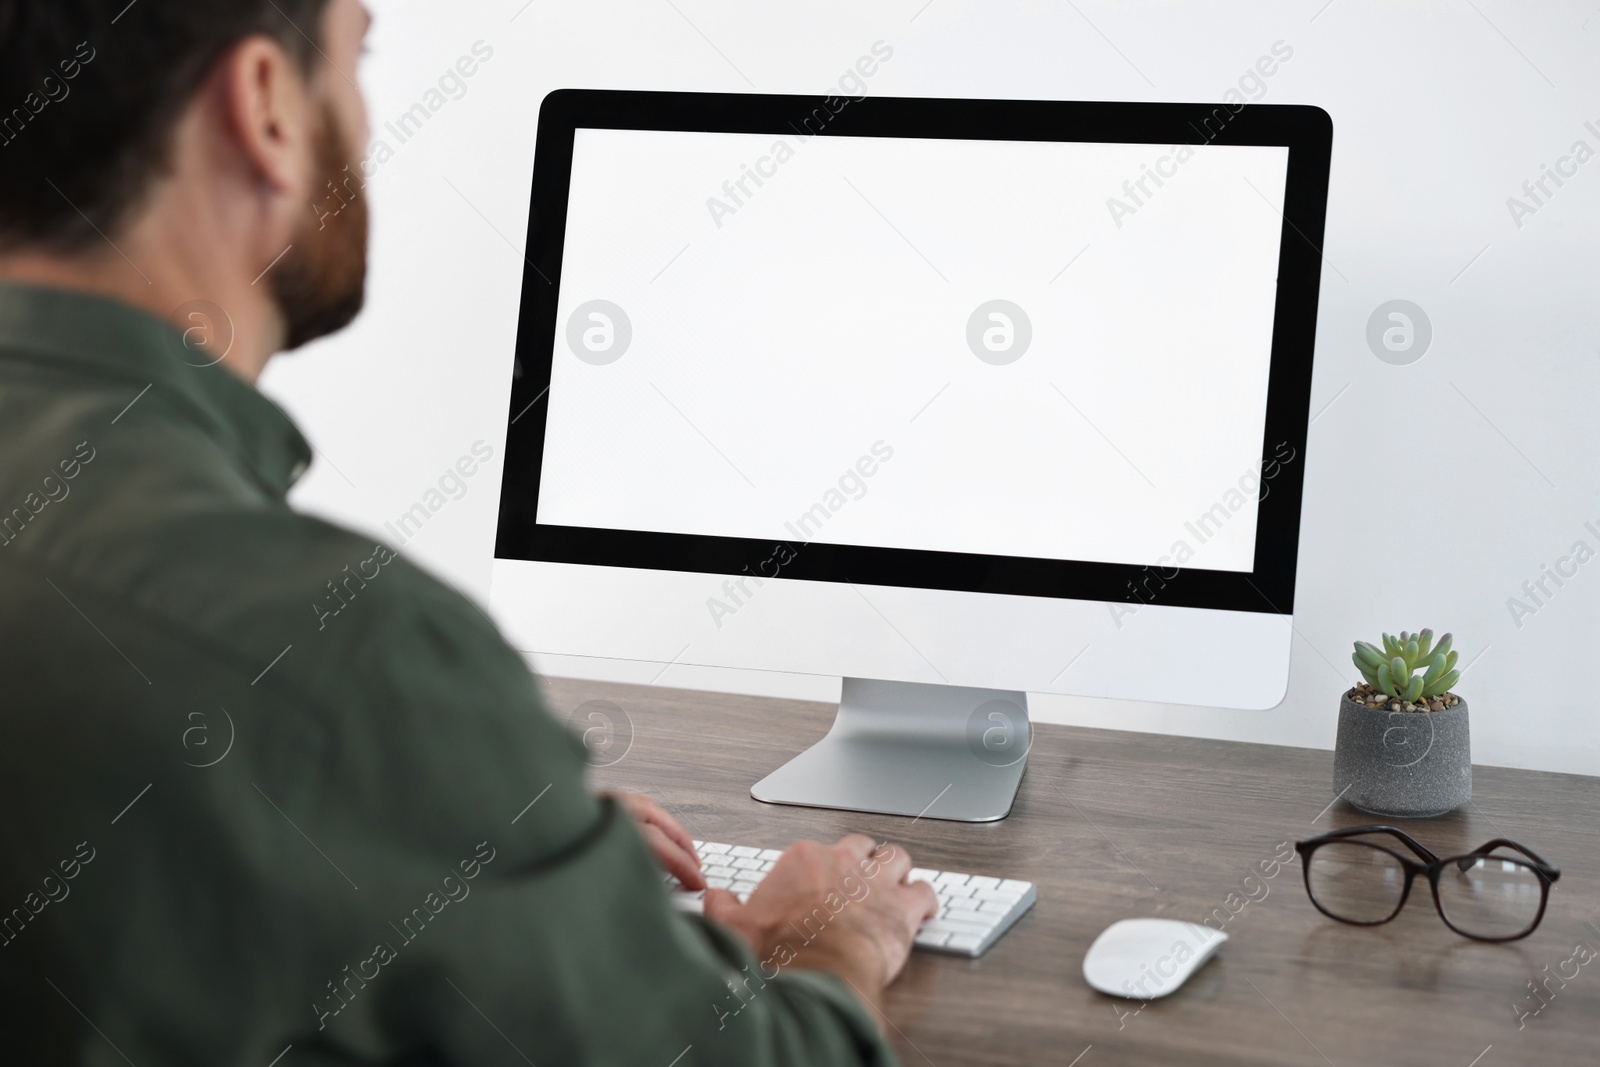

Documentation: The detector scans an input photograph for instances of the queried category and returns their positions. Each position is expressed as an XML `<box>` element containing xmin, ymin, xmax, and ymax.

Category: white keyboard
<box><xmin>669</xmin><ymin>839</ymin><xmax>1037</xmax><ymax>958</ymax></box>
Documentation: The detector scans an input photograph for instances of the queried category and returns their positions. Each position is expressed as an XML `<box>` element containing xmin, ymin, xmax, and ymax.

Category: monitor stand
<box><xmin>750</xmin><ymin>678</ymin><xmax>1030</xmax><ymax>823</ymax></box>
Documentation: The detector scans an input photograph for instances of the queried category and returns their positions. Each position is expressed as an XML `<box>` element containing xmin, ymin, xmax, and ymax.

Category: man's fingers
<box><xmin>632</xmin><ymin>795</ymin><xmax>698</xmax><ymax>860</ymax></box>
<box><xmin>873</xmin><ymin>841</ymin><xmax>913</xmax><ymax>884</ymax></box>
<box><xmin>645</xmin><ymin>825</ymin><xmax>705</xmax><ymax>890</ymax></box>
<box><xmin>907</xmin><ymin>878</ymin><xmax>939</xmax><ymax>922</ymax></box>
<box><xmin>652</xmin><ymin>807</ymin><xmax>698</xmax><ymax>859</ymax></box>
<box><xmin>701</xmin><ymin>887</ymin><xmax>741</xmax><ymax>924</ymax></box>
<box><xmin>836</xmin><ymin>833</ymin><xmax>877</xmax><ymax>864</ymax></box>
<box><xmin>617</xmin><ymin>792</ymin><xmax>701</xmax><ymax>867</ymax></box>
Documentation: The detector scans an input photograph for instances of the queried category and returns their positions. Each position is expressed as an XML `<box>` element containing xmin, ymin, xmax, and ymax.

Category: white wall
<box><xmin>263</xmin><ymin>0</ymin><xmax>1600</xmax><ymax>776</ymax></box>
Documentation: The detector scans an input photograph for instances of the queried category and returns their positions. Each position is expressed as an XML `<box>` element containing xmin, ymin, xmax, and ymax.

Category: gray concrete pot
<box><xmin>1332</xmin><ymin>694</ymin><xmax>1471</xmax><ymax>818</ymax></box>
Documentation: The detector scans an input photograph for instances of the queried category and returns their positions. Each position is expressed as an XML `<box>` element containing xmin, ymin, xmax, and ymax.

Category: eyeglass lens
<box><xmin>1436</xmin><ymin>854</ymin><xmax>1545</xmax><ymax>938</ymax></box>
<box><xmin>1306</xmin><ymin>841</ymin><xmax>1408</xmax><ymax>923</ymax></box>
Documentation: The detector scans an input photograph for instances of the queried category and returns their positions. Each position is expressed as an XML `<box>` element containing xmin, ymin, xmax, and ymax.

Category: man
<box><xmin>0</xmin><ymin>1</ymin><xmax>937</xmax><ymax>1062</ymax></box>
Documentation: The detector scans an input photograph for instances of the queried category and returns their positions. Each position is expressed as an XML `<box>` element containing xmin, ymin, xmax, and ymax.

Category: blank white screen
<box><xmin>536</xmin><ymin>127</ymin><xmax>1288</xmax><ymax>572</ymax></box>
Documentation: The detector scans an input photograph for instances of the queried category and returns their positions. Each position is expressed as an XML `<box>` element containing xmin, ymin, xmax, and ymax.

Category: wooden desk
<box><xmin>547</xmin><ymin>677</ymin><xmax>1600</xmax><ymax>1067</ymax></box>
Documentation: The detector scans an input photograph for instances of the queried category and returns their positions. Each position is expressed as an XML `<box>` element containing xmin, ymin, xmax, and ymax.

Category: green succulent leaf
<box><xmin>1404</xmin><ymin>675</ymin><xmax>1424</xmax><ymax>703</ymax></box>
<box><xmin>1377</xmin><ymin>663</ymin><xmax>1394</xmax><ymax>696</ymax></box>
<box><xmin>1415</xmin><ymin>629</ymin><xmax>1434</xmax><ymax>659</ymax></box>
<box><xmin>1434</xmin><ymin>633</ymin><xmax>1453</xmax><ymax>661</ymax></box>
<box><xmin>1423</xmin><ymin>669</ymin><xmax>1460</xmax><ymax>698</ymax></box>
<box><xmin>1354</xmin><ymin>642</ymin><xmax>1386</xmax><ymax>670</ymax></box>
<box><xmin>1422</xmin><ymin>653</ymin><xmax>1446</xmax><ymax>687</ymax></box>
<box><xmin>1383</xmin><ymin>633</ymin><xmax>1402</xmax><ymax>658</ymax></box>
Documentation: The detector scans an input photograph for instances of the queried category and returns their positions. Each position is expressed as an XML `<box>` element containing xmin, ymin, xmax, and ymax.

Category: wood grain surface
<box><xmin>547</xmin><ymin>676</ymin><xmax>1600</xmax><ymax>1067</ymax></box>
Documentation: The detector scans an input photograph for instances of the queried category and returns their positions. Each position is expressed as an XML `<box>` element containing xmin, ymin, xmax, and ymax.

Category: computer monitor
<box><xmin>490</xmin><ymin>90</ymin><xmax>1332</xmax><ymax>822</ymax></box>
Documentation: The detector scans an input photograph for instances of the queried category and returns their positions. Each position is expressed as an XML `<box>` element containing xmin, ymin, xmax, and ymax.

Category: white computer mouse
<box><xmin>1082</xmin><ymin>918</ymin><xmax>1227</xmax><ymax>999</ymax></box>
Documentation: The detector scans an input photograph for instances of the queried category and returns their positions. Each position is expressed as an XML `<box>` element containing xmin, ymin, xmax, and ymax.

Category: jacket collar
<box><xmin>0</xmin><ymin>282</ymin><xmax>312</xmax><ymax>498</ymax></box>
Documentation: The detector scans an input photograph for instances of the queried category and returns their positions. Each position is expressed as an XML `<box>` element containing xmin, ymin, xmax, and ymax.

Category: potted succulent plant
<box><xmin>1334</xmin><ymin>629</ymin><xmax>1469</xmax><ymax>818</ymax></box>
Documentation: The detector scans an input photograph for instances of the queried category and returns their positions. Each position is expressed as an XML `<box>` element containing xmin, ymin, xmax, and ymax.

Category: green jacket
<box><xmin>0</xmin><ymin>283</ymin><xmax>894</xmax><ymax>1066</ymax></box>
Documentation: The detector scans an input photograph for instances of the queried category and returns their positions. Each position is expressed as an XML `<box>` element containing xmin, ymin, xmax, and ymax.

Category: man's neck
<box><xmin>0</xmin><ymin>236</ymin><xmax>282</xmax><ymax>383</ymax></box>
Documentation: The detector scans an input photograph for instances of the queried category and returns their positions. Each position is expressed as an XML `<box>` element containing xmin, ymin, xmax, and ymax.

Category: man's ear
<box><xmin>215</xmin><ymin>37</ymin><xmax>316</xmax><ymax>199</ymax></box>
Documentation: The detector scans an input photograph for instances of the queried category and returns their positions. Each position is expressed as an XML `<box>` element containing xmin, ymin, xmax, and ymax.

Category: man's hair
<box><xmin>0</xmin><ymin>0</ymin><xmax>332</xmax><ymax>251</ymax></box>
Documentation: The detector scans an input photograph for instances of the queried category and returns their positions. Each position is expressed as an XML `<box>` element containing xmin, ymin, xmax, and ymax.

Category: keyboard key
<box><xmin>908</xmin><ymin>868</ymin><xmax>939</xmax><ymax>884</ymax></box>
<box><xmin>936</xmin><ymin>872</ymin><xmax>970</xmax><ymax>887</ymax></box>
<box><xmin>978</xmin><ymin>900</ymin><xmax>1013</xmax><ymax>916</ymax></box>
<box><xmin>947</xmin><ymin>934</ymin><xmax>983</xmax><ymax>952</ymax></box>
<box><xmin>730</xmin><ymin>846</ymin><xmax>762</xmax><ymax>859</ymax></box>
<box><xmin>692</xmin><ymin>840</ymin><xmax>704</xmax><ymax>849</ymax></box>
<box><xmin>941</xmin><ymin>883</ymin><xmax>977</xmax><ymax>899</ymax></box>
<box><xmin>974</xmin><ymin>887</ymin><xmax>1019</xmax><ymax>902</ymax></box>
<box><xmin>732</xmin><ymin>881</ymin><xmax>757</xmax><ymax>895</ymax></box>
<box><xmin>705</xmin><ymin>865</ymin><xmax>736</xmax><ymax>879</ymax></box>
<box><xmin>706</xmin><ymin>876</ymin><xmax>732</xmax><ymax>889</ymax></box>
<box><xmin>731</xmin><ymin>857</ymin><xmax>764</xmax><ymax>870</ymax></box>
<box><xmin>915</xmin><ymin>930</ymin><xmax>951</xmax><ymax>948</ymax></box>
<box><xmin>947</xmin><ymin>896</ymin><xmax>980</xmax><ymax>911</ymax></box>
<box><xmin>701</xmin><ymin>843</ymin><xmax>732</xmax><ymax>855</ymax></box>
<box><xmin>759</xmin><ymin>849</ymin><xmax>783</xmax><ymax>861</ymax></box>
<box><xmin>966</xmin><ymin>876</ymin><xmax>1000</xmax><ymax>890</ymax></box>
<box><xmin>999</xmin><ymin>879</ymin><xmax>1032</xmax><ymax>894</ymax></box>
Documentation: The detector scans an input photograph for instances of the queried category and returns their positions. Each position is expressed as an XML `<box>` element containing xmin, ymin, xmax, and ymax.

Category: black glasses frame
<box><xmin>1294</xmin><ymin>824</ymin><xmax>1561</xmax><ymax>942</ymax></box>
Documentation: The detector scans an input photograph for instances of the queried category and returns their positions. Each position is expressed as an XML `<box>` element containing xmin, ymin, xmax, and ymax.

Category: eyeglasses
<box><xmin>1294</xmin><ymin>825</ymin><xmax>1560</xmax><ymax>942</ymax></box>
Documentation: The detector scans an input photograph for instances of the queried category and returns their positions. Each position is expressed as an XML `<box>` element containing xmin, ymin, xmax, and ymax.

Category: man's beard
<box><xmin>270</xmin><ymin>102</ymin><xmax>369</xmax><ymax>351</ymax></box>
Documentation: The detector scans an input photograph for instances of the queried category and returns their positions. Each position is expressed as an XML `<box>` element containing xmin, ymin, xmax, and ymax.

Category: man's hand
<box><xmin>703</xmin><ymin>834</ymin><xmax>938</xmax><ymax>1013</ymax></box>
<box><xmin>606</xmin><ymin>790</ymin><xmax>705</xmax><ymax>890</ymax></box>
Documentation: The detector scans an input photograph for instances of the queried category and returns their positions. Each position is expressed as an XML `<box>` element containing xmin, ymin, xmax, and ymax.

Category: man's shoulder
<box><xmin>0</xmin><ymin>351</ymin><xmax>539</xmax><ymax>720</ymax></box>
<box><xmin>7</xmin><ymin>462</ymin><xmax>517</xmax><ymax>707</ymax></box>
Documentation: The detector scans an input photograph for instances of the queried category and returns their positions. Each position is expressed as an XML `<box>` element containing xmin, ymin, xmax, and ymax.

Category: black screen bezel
<box><xmin>493</xmin><ymin>90</ymin><xmax>1332</xmax><ymax>615</ymax></box>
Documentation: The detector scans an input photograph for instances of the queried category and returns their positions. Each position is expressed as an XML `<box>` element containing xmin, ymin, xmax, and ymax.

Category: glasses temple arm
<box><xmin>1455</xmin><ymin>839</ymin><xmax>1562</xmax><ymax>878</ymax></box>
<box><xmin>1301</xmin><ymin>824</ymin><xmax>1440</xmax><ymax>864</ymax></box>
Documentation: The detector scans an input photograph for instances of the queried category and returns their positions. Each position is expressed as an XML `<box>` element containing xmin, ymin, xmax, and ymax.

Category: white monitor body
<box><xmin>490</xmin><ymin>562</ymin><xmax>1291</xmax><ymax>710</ymax></box>
<box><xmin>490</xmin><ymin>92</ymin><xmax>1332</xmax><ymax>821</ymax></box>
